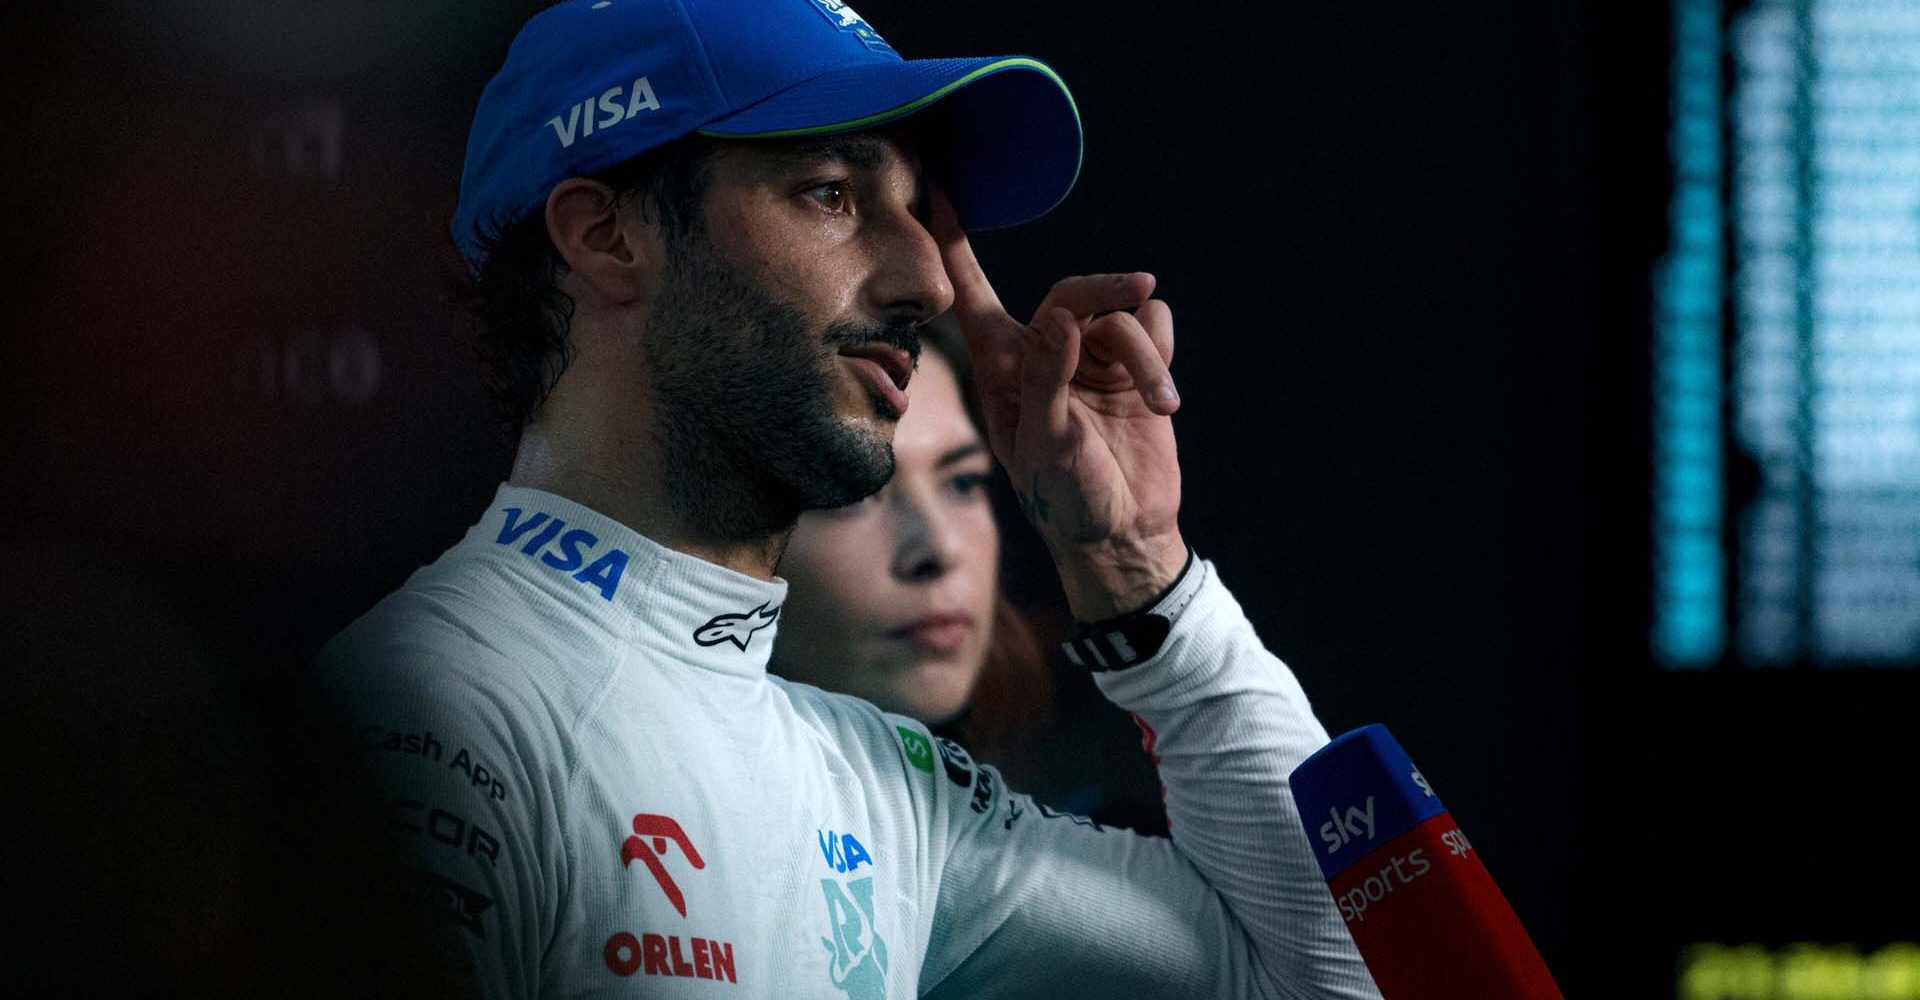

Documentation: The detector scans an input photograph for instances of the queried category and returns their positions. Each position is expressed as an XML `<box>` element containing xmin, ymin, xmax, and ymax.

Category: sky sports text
<box><xmin>1334</xmin><ymin>825</ymin><xmax>1473</xmax><ymax>924</ymax></box>
<box><xmin>1337</xmin><ymin>849</ymin><xmax>1431</xmax><ymax>924</ymax></box>
<box><xmin>1319</xmin><ymin>796</ymin><xmax>1378</xmax><ymax>854</ymax></box>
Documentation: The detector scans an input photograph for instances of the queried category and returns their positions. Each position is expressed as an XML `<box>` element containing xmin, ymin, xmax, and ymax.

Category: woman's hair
<box><xmin>916</xmin><ymin>315</ymin><xmax>1056</xmax><ymax>765</ymax></box>
<box><xmin>914</xmin><ymin>317</ymin><xmax>985</xmax><ymax>449</ymax></box>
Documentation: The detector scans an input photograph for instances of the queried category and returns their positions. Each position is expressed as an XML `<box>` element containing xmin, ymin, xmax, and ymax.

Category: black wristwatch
<box><xmin>1059</xmin><ymin>548</ymin><xmax>1195</xmax><ymax>672</ymax></box>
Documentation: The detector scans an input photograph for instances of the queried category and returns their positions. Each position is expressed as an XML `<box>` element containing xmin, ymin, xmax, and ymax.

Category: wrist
<box><xmin>1053</xmin><ymin>530</ymin><xmax>1190</xmax><ymax>622</ymax></box>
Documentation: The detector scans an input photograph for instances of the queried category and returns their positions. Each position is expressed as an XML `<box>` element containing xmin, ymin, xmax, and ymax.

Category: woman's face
<box><xmin>774</xmin><ymin>351</ymin><xmax>999</xmax><ymax>723</ymax></box>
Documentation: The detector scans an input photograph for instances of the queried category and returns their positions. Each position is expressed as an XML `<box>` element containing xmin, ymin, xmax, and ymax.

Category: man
<box><xmin>314</xmin><ymin>1</ymin><xmax>1382</xmax><ymax>998</ymax></box>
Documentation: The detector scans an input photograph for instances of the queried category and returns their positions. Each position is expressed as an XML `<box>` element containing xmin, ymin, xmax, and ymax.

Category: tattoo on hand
<box><xmin>1017</xmin><ymin>473</ymin><xmax>1050</xmax><ymax>526</ymax></box>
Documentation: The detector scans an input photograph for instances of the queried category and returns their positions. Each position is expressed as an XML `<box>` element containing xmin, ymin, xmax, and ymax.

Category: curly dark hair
<box><xmin>461</xmin><ymin>135</ymin><xmax>722</xmax><ymax>430</ymax></box>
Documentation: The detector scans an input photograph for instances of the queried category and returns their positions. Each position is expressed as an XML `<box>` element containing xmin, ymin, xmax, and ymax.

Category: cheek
<box><xmin>712</xmin><ymin>205</ymin><xmax>865</xmax><ymax>319</ymax></box>
<box><xmin>782</xmin><ymin>517</ymin><xmax>895</xmax><ymax>626</ymax></box>
<box><xmin>770</xmin><ymin>259</ymin><xmax>864</xmax><ymax>326</ymax></box>
<box><xmin>954</xmin><ymin>507</ymin><xmax>1001</xmax><ymax>613</ymax></box>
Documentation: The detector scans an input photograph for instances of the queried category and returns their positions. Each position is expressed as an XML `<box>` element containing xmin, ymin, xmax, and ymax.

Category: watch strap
<box><xmin>1059</xmin><ymin>548</ymin><xmax>1198</xmax><ymax>672</ymax></box>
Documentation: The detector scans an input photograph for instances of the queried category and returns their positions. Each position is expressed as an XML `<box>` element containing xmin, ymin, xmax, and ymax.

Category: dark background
<box><xmin>2</xmin><ymin>1</ymin><xmax>1905</xmax><ymax>997</ymax></box>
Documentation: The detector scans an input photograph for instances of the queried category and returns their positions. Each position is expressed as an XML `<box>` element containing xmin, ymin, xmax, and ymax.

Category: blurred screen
<box><xmin>1654</xmin><ymin>0</ymin><xmax>1920</xmax><ymax>667</ymax></box>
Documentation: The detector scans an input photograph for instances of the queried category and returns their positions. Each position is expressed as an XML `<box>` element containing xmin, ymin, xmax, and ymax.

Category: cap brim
<box><xmin>698</xmin><ymin>56</ymin><xmax>1082</xmax><ymax>231</ymax></box>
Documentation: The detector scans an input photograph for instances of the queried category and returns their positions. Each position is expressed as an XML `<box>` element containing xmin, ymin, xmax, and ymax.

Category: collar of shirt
<box><xmin>446</xmin><ymin>483</ymin><xmax>789</xmax><ymax>679</ymax></box>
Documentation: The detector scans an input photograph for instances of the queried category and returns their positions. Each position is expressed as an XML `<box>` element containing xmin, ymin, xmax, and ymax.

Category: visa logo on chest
<box><xmin>817</xmin><ymin>830</ymin><xmax>873</xmax><ymax>874</ymax></box>
<box><xmin>496</xmin><ymin>507</ymin><xmax>630</xmax><ymax>601</ymax></box>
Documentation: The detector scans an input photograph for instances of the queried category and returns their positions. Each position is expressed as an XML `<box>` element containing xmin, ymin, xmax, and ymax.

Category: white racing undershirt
<box><xmin>312</xmin><ymin>484</ymin><xmax>1381</xmax><ymax>1000</ymax></box>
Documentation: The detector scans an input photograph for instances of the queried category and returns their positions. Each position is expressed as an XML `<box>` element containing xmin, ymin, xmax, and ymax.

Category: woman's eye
<box><xmin>807</xmin><ymin>181</ymin><xmax>851</xmax><ymax>215</ymax></box>
<box><xmin>949</xmin><ymin>472</ymin><xmax>991</xmax><ymax>497</ymax></box>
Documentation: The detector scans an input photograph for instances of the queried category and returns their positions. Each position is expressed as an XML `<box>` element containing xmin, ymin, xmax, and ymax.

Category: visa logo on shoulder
<box><xmin>495</xmin><ymin>507</ymin><xmax>630</xmax><ymax>601</ymax></box>
<box><xmin>1319</xmin><ymin>795</ymin><xmax>1377</xmax><ymax>855</ymax></box>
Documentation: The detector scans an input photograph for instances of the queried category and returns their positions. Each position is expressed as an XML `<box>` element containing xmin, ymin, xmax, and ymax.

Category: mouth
<box><xmin>887</xmin><ymin>612</ymin><xmax>976</xmax><ymax>656</ymax></box>
<box><xmin>837</xmin><ymin>343</ymin><xmax>914</xmax><ymax>417</ymax></box>
<box><xmin>837</xmin><ymin>343</ymin><xmax>913</xmax><ymax>392</ymax></box>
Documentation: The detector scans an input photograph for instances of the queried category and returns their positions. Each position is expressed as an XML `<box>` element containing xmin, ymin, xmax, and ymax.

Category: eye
<box><xmin>948</xmin><ymin>472</ymin><xmax>991</xmax><ymax>498</ymax></box>
<box><xmin>805</xmin><ymin>180</ymin><xmax>853</xmax><ymax>216</ymax></box>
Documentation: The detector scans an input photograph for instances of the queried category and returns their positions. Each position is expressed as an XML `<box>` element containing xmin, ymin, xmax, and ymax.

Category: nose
<box><xmin>889</xmin><ymin>490</ymin><xmax>960</xmax><ymax>584</ymax></box>
<box><xmin>865</xmin><ymin>201</ymin><xmax>955</xmax><ymax>325</ymax></box>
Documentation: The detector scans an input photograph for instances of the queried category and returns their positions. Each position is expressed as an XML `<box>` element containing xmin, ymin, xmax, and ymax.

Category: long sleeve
<box><xmin>916</xmin><ymin>559</ymin><xmax>1381</xmax><ymax>999</ymax></box>
<box><xmin>310</xmin><ymin>624</ymin><xmax>571</xmax><ymax>1000</ymax></box>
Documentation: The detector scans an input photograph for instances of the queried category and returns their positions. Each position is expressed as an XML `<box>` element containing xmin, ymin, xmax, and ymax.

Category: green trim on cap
<box><xmin>695</xmin><ymin>57</ymin><xmax>1079</xmax><ymax>140</ymax></box>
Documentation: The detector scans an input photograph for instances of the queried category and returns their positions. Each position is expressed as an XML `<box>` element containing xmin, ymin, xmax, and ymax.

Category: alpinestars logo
<box><xmin>694</xmin><ymin>602</ymin><xmax>781</xmax><ymax>651</ymax></box>
<box><xmin>621</xmin><ymin>813</ymin><xmax>705</xmax><ymax>917</ymax></box>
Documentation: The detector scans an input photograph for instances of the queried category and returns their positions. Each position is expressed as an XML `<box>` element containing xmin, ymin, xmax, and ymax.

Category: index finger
<box><xmin>1037</xmin><ymin>272</ymin><xmax>1157</xmax><ymax>322</ymax></box>
<box><xmin>927</xmin><ymin>183</ymin><xmax>1011</xmax><ymax>332</ymax></box>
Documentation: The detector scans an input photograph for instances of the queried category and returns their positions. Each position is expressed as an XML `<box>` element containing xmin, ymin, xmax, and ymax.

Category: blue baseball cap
<box><xmin>451</xmin><ymin>0</ymin><xmax>1083</xmax><ymax>267</ymax></box>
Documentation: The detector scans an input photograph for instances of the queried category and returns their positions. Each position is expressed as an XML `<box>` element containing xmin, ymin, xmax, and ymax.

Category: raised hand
<box><xmin>929</xmin><ymin>188</ymin><xmax>1188</xmax><ymax>621</ymax></box>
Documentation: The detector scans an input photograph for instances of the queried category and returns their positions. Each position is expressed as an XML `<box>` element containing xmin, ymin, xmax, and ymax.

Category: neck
<box><xmin>508</xmin><ymin>418</ymin><xmax>794</xmax><ymax>581</ymax></box>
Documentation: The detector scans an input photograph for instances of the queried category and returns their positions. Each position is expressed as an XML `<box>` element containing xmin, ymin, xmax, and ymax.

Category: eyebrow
<box><xmin>937</xmin><ymin>443</ymin><xmax>989</xmax><ymax>468</ymax></box>
<box><xmin>781</xmin><ymin>133</ymin><xmax>895</xmax><ymax>172</ymax></box>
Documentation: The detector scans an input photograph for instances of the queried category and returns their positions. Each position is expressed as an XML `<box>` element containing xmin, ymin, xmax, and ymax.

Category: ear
<box><xmin>545</xmin><ymin>177</ymin><xmax>650</xmax><ymax>305</ymax></box>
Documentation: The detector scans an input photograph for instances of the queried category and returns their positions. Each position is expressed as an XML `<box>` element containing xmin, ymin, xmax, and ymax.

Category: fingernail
<box><xmin>1153</xmin><ymin>382</ymin><xmax>1179</xmax><ymax>407</ymax></box>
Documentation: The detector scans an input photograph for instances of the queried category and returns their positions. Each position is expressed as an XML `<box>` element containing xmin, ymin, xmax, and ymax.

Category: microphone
<box><xmin>1290</xmin><ymin>724</ymin><xmax>1563</xmax><ymax>1000</ymax></box>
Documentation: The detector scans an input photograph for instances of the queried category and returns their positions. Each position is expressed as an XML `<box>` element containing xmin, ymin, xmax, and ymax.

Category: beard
<box><xmin>645</xmin><ymin>232</ymin><xmax>921</xmax><ymax>542</ymax></box>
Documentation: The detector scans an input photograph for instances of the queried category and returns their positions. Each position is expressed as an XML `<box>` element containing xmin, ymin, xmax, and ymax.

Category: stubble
<box><xmin>645</xmin><ymin>235</ymin><xmax>919</xmax><ymax>541</ymax></box>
